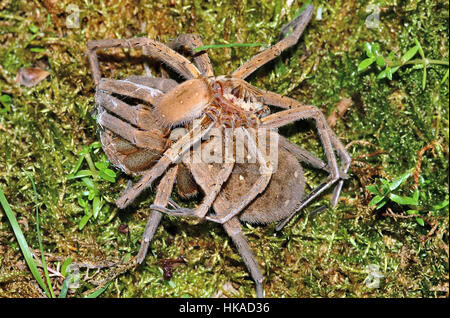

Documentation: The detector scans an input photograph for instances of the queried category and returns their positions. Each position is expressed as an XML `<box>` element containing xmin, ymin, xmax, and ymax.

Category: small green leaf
<box><xmin>168</xmin><ymin>280</ymin><xmax>176</xmax><ymax>288</ymax></box>
<box><xmin>416</xmin><ymin>218</ymin><xmax>425</xmax><ymax>226</ymax></box>
<box><xmin>103</xmin><ymin>168</ymin><xmax>116</xmax><ymax>178</ymax></box>
<box><xmin>369</xmin><ymin>195</ymin><xmax>384</xmax><ymax>206</ymax></box>
<box><xmin>94</xmin><ymin>161</ymin><xmax>108</xmax><ymax>171</ymax></box>
<box><xmin>67</xmin><ymin>169</ymin><xmax>92</xmax><ymax>180</ymax></box>
<box><xmin>77</xmin><ymin>196</ymin><xmax>87</xmax><ymax>208</ymax></box>
<box><xmin>389</xmin><ymin>171</ymin><xmax>411</xmax><ymax>191</ymax></box>
<box><xmin>30</xmin><ymin>47</ymin><xmax>46</xmax><ymax>53</ymax></box>
<box><xmin>61</xmin><ymin>257</ymin><xmax>72</xmax><ymax>277</ymax></box>
<box><xmin>371</xmin><ymin>43</ymin><xmax>381</xmax><ymax>56</ymax></box>
<box><xmin>79</xmin><ymin>146</ymin><xmax>91</xmax><ymax>156</ymax></box>
<box><xmin>414</xmin><ymin>38</ymin><xmax>425</xmax><ymax>59</ymax></box>
<box><xmin>387</xmin><ymin>51</ymin><xmax>395</xmax><ymax>61</ymax></box>
<box><xmin>364</xmin><ymin>42</ymin><xmax>373</xmax><ymax>57</ymax></box>
<box><xmin>92</xmin><ymin>196</ymin><xmax>102</xmax><ymax>219</ymax></box>
<box><xmin>440</xmin><ymin>69</ymin><xmax>449</xmax><ymax>85</ymax></box>
<box><xmin>70</xmin><ymin>156</ymin><xmax>85</xmax><ymax>175</ymax></box>
<box><xmin>432</xmin><ymin>200</ymin><xmax>449</xmax><ymax>211</ymax></box>
<box><xmin>376</xmin><ymin>199</ymin><xmax>387</xmax><ymax>209</ymax></box>
<box><xmin>46</xmin><ymin>14</ymin><xmax>51</xmax><ymax>28</ymax></box>
<box><xmin>98</xmin><ymin>170</ymin><xmax>116</xmax><ymax>183</ymax></box>
<box><xmin>0</xmin><ymin>94</ymin><xmax>12</xmax><ymax>105</ymax></box>
<box><xmin>29</xmin><ymin>24</ymin><xmax>39</xmax><ymax>34</ymax></box>
<box><xmin>358</xmin><ymin>57</ymin><xmax>376</xmax><ymax>72</ymax></box>
<box><xmin>391</xmin><ymin>66</ymin><xmax>400</xmax><ymax>75</ymax></box>
<box><xmin>88</xmin><ymin>189</ymin><xmax>96</xmax><ymax>200</ymax></box>
<box><xmin>401</xmin><ymin>45</ymin><xmax>419</xmax><ymax>63</ymax></box>
<box><xmin>386</xmin><ymin>67</ymin><xmax>393</xmax><ymax>80</ymax></box>
<box><xmin>82</xmin><ymin>177</ymin><xmax>95</xmax><ymax>189</ymax></box>
<box><xmin>376</xmin><ymin>56</ymin><xmax>386</xmax><ymax>67</ymax></box>
<box><xmin>379</xmin><ymin>179</ymin><xmax>391</xmax><ymax>194</ymax></box>
<box><xmin>123</xmin><ymin>252</ymin><xmax>131</xmax><ymax>263</ymax></box>
<box><xmin>366</xmin><ymin>185</ymin><xmax>380</xmax><ymax>195</ymax></box>
<box><xmin>90</xmin><ymin>141</ymin><xmax>102</xmax><ymax>149</ymax></box>
<box><xmin>412</xmin><ymin>190</ymin><xmax>419</xmax><ymax>202</ymax></box>
<box><xmin>377</xmin><ymin>68</ymin><xmax>387</xmax><ymax>79</ymax></box>
<box><xmin>0</xmin><ymin>189</ymin><xmax>50</xmax><ymax>296</ymax></box>
<box><xmin>79</xmin><ymin>214</ymin><xmax>91</xmax><ymax>230</ymax></box>
<box><xmin>422</xmin><ymin>66</ymin><xmax>427</xmax><ymax>90</ymax></box>
<box><xmin>389</xmin><ymin>193</ymin><xmax>418</xmax><ymax>206</ymax></box>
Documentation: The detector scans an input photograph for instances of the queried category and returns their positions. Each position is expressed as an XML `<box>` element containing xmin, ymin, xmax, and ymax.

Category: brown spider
<box><xmin>86</xmin><ymin>5</ymin><xmax>350</xmax><ymax>297</ymax></box>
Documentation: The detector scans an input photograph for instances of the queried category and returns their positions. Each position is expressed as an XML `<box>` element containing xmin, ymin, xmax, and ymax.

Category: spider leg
<box><xmin>151</xmin><ymin>161</ymin><xmax>234</xmax><ymax>219</ymax></box>
<box><xmin>279</xmin><ymin>135</ymin><xmax>328</xmax><ymax>172</ymax></box>
<box><xmin>223</xmin><ymin>217</ymin><xmax>264</xmax><ymax>298</ymax></box>
<box><xmin>115</xmin><ymin>115</ymin><xmax>215</xmax><ymax>209</ymax></box>
<box><xmin>86</xmin><ymin>37</ymin><xmax>201</xmax><ymax>85</ymax></box>
<box><xmin>232</xmin><ymin>4</ymin><xmax>314</xmax><ymax>79</ymax></box>
<box><xmin>101</xmin><ymin>129</ymin><xmax>162</xmax><ymax>174</ymax></box>
<box><xmin>206</xmin><ymin>128</ymin><xmax>273</xmax><ymax>224</ymax></box>
<box><xmin>167</xmin><ymin>34</ymin><xmax>214</xmax><ymax>77</ymax></box>
<box><xmin>261</xmin><ymin>106</ymin><xmax>346</xmax><ymax>231</ymax></box>
<box><xmin>124</xmin><ymin>75</ymin><xmax>178</xmax><ymax>93</ymax></box>
<box><xmin>137</xmin><ymin>166</ymin><xmax>178</xmax><ymax>264</ymax></box>
<box><xmin>151</xmin><ymin>130</ymin><xmax>235</xmax><ymax>219</ymax></box>
<box><xmin>97</xmin><ymin>108</ymin><xmax>166</xmax><ymax>151</ymax></box>
<box><xmin>260</xmin><ymin>90</ymin><xmax>351</xmax><ymax>206</ymax></box>
<box><xmin>96</xmin><ymin>77</ymin><xmax>176</xmax><ymax>174</ymax></box>
<box><xmin>279</xmin><ymin>135</ymin><xmax>346</xmax><ymax>218</ymax></box>
<box><xmin>97</xmin><ymin>78</ymin><xmax>165</xmax><ymax>105</ymax></box>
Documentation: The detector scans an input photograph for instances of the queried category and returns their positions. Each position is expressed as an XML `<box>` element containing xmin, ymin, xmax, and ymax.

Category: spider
<box><xmin>86</xmin><ymin>5</ymin><xmax>350</xmax><ymax>297</ymax></box>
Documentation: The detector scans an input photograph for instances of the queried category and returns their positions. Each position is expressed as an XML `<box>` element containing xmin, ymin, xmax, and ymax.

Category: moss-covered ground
<box><xmin>0</xmin><ymin>0</ymin><xmax>448</xmax><ymax>298</ymax></box>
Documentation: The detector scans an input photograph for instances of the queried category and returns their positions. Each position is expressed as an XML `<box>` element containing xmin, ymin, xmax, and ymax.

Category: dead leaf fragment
<box><xmin>327</xmin><ymin>97</ymin><xmax>352</xmax><ymax>128</ymax></box>
<box><xmin>16</xmin><ymin>67</ymin><xmax>50</xmax><ymax>87</ymax></box>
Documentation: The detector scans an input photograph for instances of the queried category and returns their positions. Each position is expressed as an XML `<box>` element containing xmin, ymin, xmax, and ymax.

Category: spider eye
<box><xmin>153</xmin><ymin>78</ymin><xmax>212</xmax><ymax>127</ymax></box>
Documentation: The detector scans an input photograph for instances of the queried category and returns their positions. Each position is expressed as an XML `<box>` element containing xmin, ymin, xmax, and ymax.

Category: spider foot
<box><xmin>150</xmin><ymin>204</ymin><xmax>195</xmax><ymax>217</ymax></box>
<box><xmin>205</xmin><ymin>214</ymin><xmax>227</xmax><ymax>224</ymax></box>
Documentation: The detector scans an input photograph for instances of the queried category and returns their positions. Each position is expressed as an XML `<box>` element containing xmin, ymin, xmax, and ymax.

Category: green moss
<box><xmin>0</xmin><ymin>0</ymin><xmax>448</xmax><ymax>298</ymax></box>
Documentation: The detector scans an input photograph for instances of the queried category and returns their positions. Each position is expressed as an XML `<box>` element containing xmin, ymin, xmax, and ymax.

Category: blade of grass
<box><xmin>84</xmin><ymin>280</ymin><xmax>112</xmax><ymax>298</ymax></box>
<box><xmin>0</xmin><ymin>188</ymin><xmax>50</xmax><ymax>297</ymax></box>
<box><xmin>59</xmin><ymin>276</ymin><xmax>70</xmax><ymax>298</ymax></box>
<box><xmin>25</xmin><ymin>171</ymin><xmax>55</xmax><ymax>298</ymax></box>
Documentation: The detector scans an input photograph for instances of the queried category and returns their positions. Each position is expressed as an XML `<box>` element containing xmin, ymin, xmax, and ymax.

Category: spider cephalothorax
<box><xmin>153</xmin><ymin>76</ymin><xmax>268</xmax><ymax>129</ymax></box>
<box><xmin>86</xmin><ymin>5</ymin><xmax>350</xmax><ymax>297</ymax></box>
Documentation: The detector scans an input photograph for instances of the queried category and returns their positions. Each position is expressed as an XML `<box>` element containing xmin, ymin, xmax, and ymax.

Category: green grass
<box><xmin>0</xmin><ymin>0</ymin><xmax>448</xmax><ymax>298</ymax></box>
<box><xmin>0</xmin><ymin>187</ymin><xmax>50</xmax><ymax>297</ymax></box>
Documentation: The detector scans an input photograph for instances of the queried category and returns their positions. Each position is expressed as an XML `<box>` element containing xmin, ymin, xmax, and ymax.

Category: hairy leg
<box><xmin>232</xmin><ymin>5</ymin><xmax>314</xmax><ymax>79</ymax></box>
<box><xmin>260</xmin><ymin>90</ymin><xmax>351</xmax><ymax>207</ymax></box>
<box><xmin>115</xmin><ymin>115</ymin><xmax>215</xmax><ymax>209</ymax></box>
<box><xmin>223</xmin><ymin>217</ymin><xmax>264</xmax><ymax>298</ymax></box>
<box><xmin>206</xmin><ymin>128</ymin><xmax>273</xmax><ymax>224</ymax></box>
<box><xmin>261</xmin><ymin>106</ymin><xmax>345</xmax><ymax>230</ymax></box>
<box><xmin>150</xmin><ymin>161</ymin><xmax>234</xmax><ymax>218</ymax></box>
<box><xmin>137</xmin><ymin>166</ymin><xmax>178</xmax><ymax>263</ymax></box>
<box><xmin>86</xmin><ymin>37</ymin><xmax>201</xmax><ymax>85</ymax></box>
<box><xmin>167</xmin><ymin>34</ymin><xmax>214</xmax><ymax>77</ymax></box>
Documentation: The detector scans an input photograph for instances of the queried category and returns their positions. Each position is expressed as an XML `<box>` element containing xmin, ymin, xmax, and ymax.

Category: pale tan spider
<box><xmin>86</xmin><ymin>5</ymin><xmax>350</xmax><ymax>297</ymax></box>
